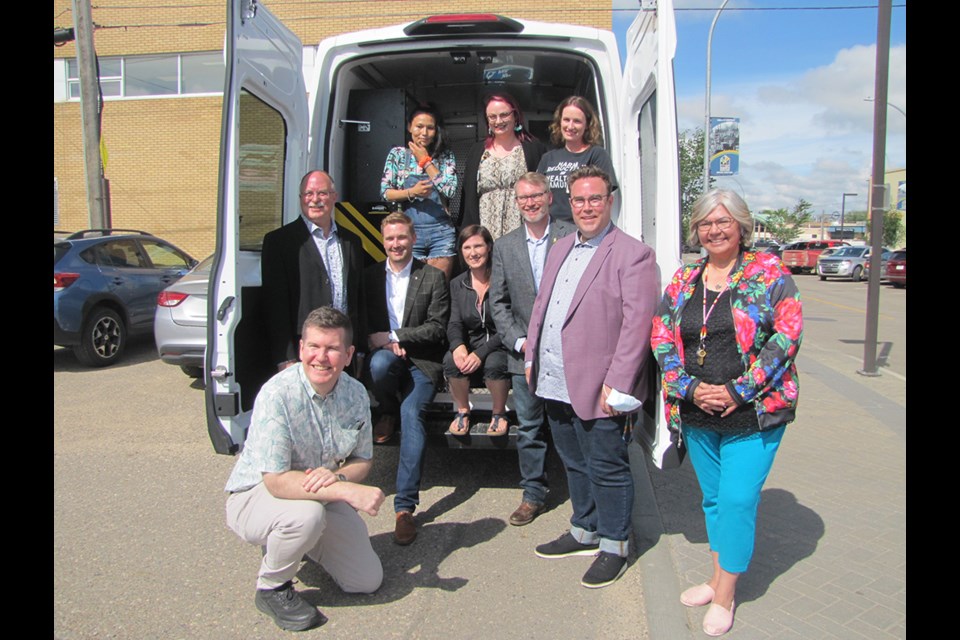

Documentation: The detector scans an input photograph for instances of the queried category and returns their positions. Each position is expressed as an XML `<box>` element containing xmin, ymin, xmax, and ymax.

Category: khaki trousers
<box><xmin>226</xmin><ymin>482</ymin><xmax>382</xmax><ymax>592</ymax></box>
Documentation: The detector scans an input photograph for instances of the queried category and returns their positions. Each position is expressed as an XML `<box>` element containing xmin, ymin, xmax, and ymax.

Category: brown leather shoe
<box><xmin>373</xmin><ymin>415</ymin><xmax>395</xmax><ymax>444</ymax></box>
<box><xmin>509</xmin><ymin>501</ymin><xmax>545</xmax><ymax>526</ymax></box>
<box><xmin>394</xmin><ymin>511</ymin><xmax>417</xmax><ymax>545</ymax></box>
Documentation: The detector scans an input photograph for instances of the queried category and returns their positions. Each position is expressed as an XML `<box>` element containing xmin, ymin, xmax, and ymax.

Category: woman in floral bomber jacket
<box><xmin>650</xmin><ymin>189</ymin><xmax>801</xmax><ymax>637</ymax></box>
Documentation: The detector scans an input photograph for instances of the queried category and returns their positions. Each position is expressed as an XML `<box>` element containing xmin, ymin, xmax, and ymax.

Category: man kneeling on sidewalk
<box><xmin>225</xmin><ymin>307</ymin><xmax>385</xmax><ymax>631</ymax></box>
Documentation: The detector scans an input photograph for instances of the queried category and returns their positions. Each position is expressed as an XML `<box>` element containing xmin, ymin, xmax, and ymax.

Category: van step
<box><xmin>443</xmin><ymin>422</ymin><xmax>517</xmax><ymax>450</ymax></box>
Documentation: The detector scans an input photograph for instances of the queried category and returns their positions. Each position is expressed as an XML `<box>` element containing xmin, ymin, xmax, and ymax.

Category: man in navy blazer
<box><xmin>261</xmin><ymin>170</ymin><xmax>365</xmax><ymax>370</ymax></box>
<box><xmin>490</xmin><ymin>172</ymin><xmax>574</xmax><ymax>526</ymax></box>
<box><xmin>524</xmin><ymin>165</ymin><xmax>659</xmax><ymax>588</ymax></box>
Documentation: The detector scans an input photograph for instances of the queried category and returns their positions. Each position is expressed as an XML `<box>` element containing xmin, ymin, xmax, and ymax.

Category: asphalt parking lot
<box><xmin>54</xmin><ymin>274</ymin><xmax>905</xmax><ymax>639</ymax></box>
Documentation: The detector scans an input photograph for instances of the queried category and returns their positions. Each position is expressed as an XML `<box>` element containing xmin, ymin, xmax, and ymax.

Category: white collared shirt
<box><xmin>385</xmin><ymin>259</ymin><xmax>413</xmax><ymax>334</ymax></box>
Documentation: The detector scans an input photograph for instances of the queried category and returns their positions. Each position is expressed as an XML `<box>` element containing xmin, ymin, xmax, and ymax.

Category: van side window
<box><xmin>238</xmin><ymin>89</ymin><xmax>287</xmax><ymax>251</ymax></box>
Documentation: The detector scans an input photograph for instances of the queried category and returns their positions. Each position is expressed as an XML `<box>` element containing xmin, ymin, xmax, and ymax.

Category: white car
<box><xmin>816</xmin><ymin>246</ymin><xmax>871</xmax><ymax>281</ymax></box>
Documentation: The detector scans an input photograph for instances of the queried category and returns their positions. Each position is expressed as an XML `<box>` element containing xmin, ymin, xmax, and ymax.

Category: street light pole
<box><xmin>864</xmin><ymin>97</ymin><xmax>905</xmax><ymax>118</ymax></box>
<box><xmin>703</xmin><ymin>0</ymin><xmax>730</xmax><ymax>193</ymax></box>
<box><xmin>840</xmin><ymin>192</ymin><xmax>857</xmax><ymax>241</ymax></box>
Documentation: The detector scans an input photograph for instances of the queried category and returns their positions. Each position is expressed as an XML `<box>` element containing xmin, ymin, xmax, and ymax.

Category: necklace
<box><xmin>697</xmin><ymin>274</ymin><xmax>728</xmax><ymax>366</ymax></box>
<box><xmin>705</xmin><ymin>262</ymin><xmax>731</xmax><ymax>291</ymax></box>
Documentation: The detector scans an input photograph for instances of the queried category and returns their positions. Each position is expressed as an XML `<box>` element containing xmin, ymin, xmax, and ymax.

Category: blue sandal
<box><xmin>488</xmin><ymin>413</ymin><xmax>509</xmax><ymax>436</ymax></box>
<box><xmin>448</xmin><ymin>412</ymin><xmax>470</xmax><ymax>436</ymax></box>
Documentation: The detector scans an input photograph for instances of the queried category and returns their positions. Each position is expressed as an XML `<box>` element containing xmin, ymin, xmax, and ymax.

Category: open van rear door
<box><xmin>620</xmin><ymin>0</ymin><xmax>681</xmax><ymax>269</ymax></box>
<box><xmin>206</xmin><ymin>0</ymin><xmax>309</xmax><ymax>453</ymax></box>
<box><xmin>619</xmin><ymin>0</ymin><xmax>683</xmax><ymax>464</ymax></box>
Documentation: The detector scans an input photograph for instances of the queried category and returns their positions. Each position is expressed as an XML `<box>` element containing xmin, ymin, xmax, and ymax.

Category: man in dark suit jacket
<box><xmin>489</xmin><ymin>172</ymin><xmax>574</xmax><ymax>527</ymax></box>
<box><xmin>525</xmin><ymin>166</ymin><xmax>659</xmax><ymax>588</ymax></box>
<box><xmin>363</xmin><ymin>212</ymin><xmax>449</xmax><ymax>546</ymax></box>
<box><xmin>261</xmin><ymin>170</ymin><xmax>365</xmax><ymax>370</ymax></box>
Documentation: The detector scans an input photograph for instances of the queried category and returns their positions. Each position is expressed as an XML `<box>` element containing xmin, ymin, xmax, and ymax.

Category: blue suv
<box><xmin>54</xmin><ymin>229</ymin><xmax>197</xmax><ymax>366</ymax></box>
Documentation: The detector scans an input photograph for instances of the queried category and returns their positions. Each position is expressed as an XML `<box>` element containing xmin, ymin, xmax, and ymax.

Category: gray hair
<box><xmin>515</xmin><ymin>171</ymin><xmax>549</xmax><ymax>192</ymax></box>
<box><xmin>687</xmin><ymin>189</ymin><xmax>754</xmax><ymax>249</ymax></box>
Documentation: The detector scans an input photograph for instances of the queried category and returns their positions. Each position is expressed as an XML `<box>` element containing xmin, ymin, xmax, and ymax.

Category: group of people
<box><xmin>379</xmin><ymin>93</ymin><xmax>618</xmax><ymax>281</ymax></box>
<box><xmin>223</xmin><ymin>96</ymin><xmax>804</xmax><ymax>637</ymax></box>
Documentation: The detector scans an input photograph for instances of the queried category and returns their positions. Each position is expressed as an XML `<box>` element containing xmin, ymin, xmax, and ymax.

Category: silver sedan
<box><xmin>153</xmin><ymin>255</ymin><xmax>211</xmax><ymax>377</ymax></box>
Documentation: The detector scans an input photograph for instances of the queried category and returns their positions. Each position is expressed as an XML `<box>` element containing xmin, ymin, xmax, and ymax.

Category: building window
<box><xmin>62</xmin><ymin>52</ymin><xmax>223</xmax><ymax>100</ymax></box>
<box><xmin>182</xmin><ymin>52</ymin><xmax>224</xmax><ymax>94</ymax></box>
<box><xmin>124</xmin><ymin>56</ymin><xmax>178</xmax><ymax>96</ymax></box>
<box><xmin>67</xmin><ymin>58</ymin><xmax>121</xmax><ymax>98</ymax></box>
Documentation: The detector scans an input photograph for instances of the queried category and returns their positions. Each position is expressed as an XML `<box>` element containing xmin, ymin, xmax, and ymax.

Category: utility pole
<box><xmin>72</xmin><ymin>0</ymin><xmax>109</xmax><ymax>228</ymax></box>
<box><xmin>860</xmin><ymin>0</ymin><xmax>892</xmax><ymax>377</ymax></box>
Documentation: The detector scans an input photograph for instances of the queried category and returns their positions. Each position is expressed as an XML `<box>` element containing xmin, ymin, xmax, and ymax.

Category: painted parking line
<box><xmin>803</xmin><ymin>294</ymin><xmax>898</xmax><ymax>321</ymax></box>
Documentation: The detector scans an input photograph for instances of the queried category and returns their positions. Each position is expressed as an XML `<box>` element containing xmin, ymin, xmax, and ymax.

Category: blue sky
<box><xmin>613</xmin><ymin>0</ymin><xmax>907</xmax><ymax>215</ymax></box>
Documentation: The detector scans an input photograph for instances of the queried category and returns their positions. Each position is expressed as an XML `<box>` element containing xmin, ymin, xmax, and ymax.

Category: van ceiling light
<box><xmin>450</xmin><ymin>52</ymin><xmax>471</xmax><ymax>64</ymax></box>
<box><xmin>477</xmin><ymin>51</ymin><xmax>496</xmax><ymax>64</ymax></box>
<box><xmin>404</xmin><ymin>14</ymin><xmax>524</xmax><ymax>36</ymax></box>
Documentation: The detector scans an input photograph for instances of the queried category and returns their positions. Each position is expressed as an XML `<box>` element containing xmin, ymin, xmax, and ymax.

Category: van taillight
<box><xmin>404</xmin><ymin>14</ymin><xmax>524</xmax><ymax>36</ymax></box>
<box><xmin>54</xmin><ymin>273</ymin><xmax>80</xmax><ymax>291</ymax></box>
<box><xmin>158</xmin><ymin>291</ymin><xmax>189</xmax><ymax>307</ymax></box>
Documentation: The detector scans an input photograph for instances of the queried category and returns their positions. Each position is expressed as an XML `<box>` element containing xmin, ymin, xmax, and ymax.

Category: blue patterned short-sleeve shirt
<box><xmin>225</xmin><ymin>364</ymin><xmax>372</xmax><ymax>493</ymax></box>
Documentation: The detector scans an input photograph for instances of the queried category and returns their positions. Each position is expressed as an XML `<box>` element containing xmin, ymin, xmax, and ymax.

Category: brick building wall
<box><xmin>53</xmin><ymin>1</ymin><xmax>613</xmax><ymax>257</ymax></box>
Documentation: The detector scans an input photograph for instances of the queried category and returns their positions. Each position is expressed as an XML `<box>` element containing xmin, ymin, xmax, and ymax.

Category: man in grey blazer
<box><xmin>525</xmin><ymin>166</ymin><xmax>659</xmax><ymax>588</ymax></box>
<box><xmin>490</xmin><ymin>172</ymin><xmax>574</xmax><ymax>526</ymax></box>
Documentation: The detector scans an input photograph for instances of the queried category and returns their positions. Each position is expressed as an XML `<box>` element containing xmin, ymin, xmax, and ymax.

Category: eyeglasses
<box><xmin>486</xmin><ymin>111</ymin><xmax>514</xmax><ymax>123</ymax></box>
<box><xmin>302</xmin><ymin>190</ymin><xmax>335</xmax><ymax>199</ymax></box>
<box><xmin>696</xmin><ymin>217</ymin><xmax>735</xmax><ymax>232</ymax></box>
<box><xmin>515</xmin><ymin>191</ymin><xmax>547</xmax><ymax>203</ymax></box>
<box><xmin>570</xmin><ymin>194</ymin><xmax>608</xmax><ymax>209</ymax></box>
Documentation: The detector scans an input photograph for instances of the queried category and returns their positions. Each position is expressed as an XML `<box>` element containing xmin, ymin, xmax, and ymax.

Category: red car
<box><xmin>781</xmin><ymin>240</ymin><xmax>849</xmax><ymax>274</ymax></box>
<box><xmin>884</xmin><ymin>249</ymin><xmax>906</xmax><ymax>288</ymax></box>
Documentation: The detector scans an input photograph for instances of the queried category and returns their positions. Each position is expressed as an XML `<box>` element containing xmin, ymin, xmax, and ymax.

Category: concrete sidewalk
<box><xmin>632</xmin><ymin>349</ymin><xmax>906</xmax><ymax>638</ymax></box>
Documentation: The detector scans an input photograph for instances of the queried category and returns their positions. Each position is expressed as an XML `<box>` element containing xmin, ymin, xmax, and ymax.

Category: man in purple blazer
<box><xmin>524</xmin><ymin>165</ymin><xmax>659</xmax><ymax>588</ymax></box>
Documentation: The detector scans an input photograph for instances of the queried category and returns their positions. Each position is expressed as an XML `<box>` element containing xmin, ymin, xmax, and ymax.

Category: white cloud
<box><xmin>677</xmin><ymin>43</ymin><xmax>905</xmax><ymax>211</ymax></box>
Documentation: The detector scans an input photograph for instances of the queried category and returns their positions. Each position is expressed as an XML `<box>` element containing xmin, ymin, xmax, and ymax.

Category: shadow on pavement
<box><xmin>297</xmin><ymin>517</ymin><xmax>507</xmax><ymax>605</ymax></box>
<box><xmin>648</xmin><ymin>458</ymin><xmax>825</xmax><ymax>606</ymax></box>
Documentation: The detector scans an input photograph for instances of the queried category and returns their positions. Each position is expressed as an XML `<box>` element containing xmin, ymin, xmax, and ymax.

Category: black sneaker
<box><xmin>581</xmin><ymin>551</ymin><xmax>628</xmax><ymax>588</ymax></box>
<box><xmin>535</xmin><ymin>532</ymin><xmax>600</xmax><ymax>559</ymax></box>
<box><xmin>254</xmin><ymin>581</ymin><xmax>327</xmax><ymax>631</ymax></box>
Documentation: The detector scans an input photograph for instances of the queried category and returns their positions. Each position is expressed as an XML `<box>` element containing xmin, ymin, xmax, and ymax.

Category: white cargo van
<box><xmin>205</xmin><ymin>0</ymin><xmax>681</xmax><ymax>455</ymax></box>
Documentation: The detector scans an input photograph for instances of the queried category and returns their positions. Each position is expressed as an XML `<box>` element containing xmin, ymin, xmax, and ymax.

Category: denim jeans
<box><xmin>545</xmin><ymin>400</ymin><xmax>633</xmax><ymax>556</ymax></box>
<box><xmin>367</xmin><ymin>349</ymin><xmax>436</xmax><ymax>513</ymax></box>
<box><xmin>512</xmin><ymin>374</ymin><xmax>549</xmax><ymax>505</ymax></box>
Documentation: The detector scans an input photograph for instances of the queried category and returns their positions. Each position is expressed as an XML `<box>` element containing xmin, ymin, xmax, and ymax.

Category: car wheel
<box><xmin>75</xmin><ymin>307</ymin><xmax>126</xmax><ymax>367</ymax></box>
<box><xmin>819</xmin><ymin>275</ymin><xmax>827</xmax><ymax>281</ymax></box>
<box><xmin>851</xmin><ymin>266</ymin><xmax>863</xmax><ymax>282</ymax></box>
<box><xmin>790</xmin><ymin>267</ymin><xmax>801</xmax><ymax>275</ymax></box>
<box><xmin>180</xmin><ymin>365</ymin><xmax>203</xmax><ymax>378</ymax></box>
<box><xmin>892</xmin><ymin>282</ymin><xmax>905</xmax><ymax>289</ymax></box>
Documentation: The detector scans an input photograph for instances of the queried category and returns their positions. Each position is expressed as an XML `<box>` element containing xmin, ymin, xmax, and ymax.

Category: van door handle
<box><xmin>216</xmin><ymin>296</ymin><xmax>234</xmax><ymax>322</ymax></box>
<box><xmin>339</xmin><ymin>119</ymin><xmax>371</xmax><ymax>132</ymax></box>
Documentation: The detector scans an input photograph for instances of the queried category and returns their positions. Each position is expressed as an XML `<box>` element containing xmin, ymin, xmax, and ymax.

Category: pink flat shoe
<box><xmin>702</xmin><ymin>600</ymin><xmax>735</xmax><ymax>637</ymax></box>
<box><xmin>680</xmin><ymin>583</ymin><xmax>715</xmax><ymax>607</ymax></box>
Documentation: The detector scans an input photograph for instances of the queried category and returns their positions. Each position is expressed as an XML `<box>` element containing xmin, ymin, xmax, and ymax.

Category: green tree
<box><xmin>842</xmin><ymin>210</ymin><xmax>868</xmax><ymax>223</ymax></box>
<box><xmin>679</xmin><ymin>128</ymin><xmax>714</xmax><ymax>242</ymax></box>
<box><xmin>763</xmin><ymin>198</ymin><xmax>813</xmax><ymax>244</ymax></box>
<box><xmin>882</xmin><ymin>210</ymin><xmax>904</xmax><ymax>247</ymax></box>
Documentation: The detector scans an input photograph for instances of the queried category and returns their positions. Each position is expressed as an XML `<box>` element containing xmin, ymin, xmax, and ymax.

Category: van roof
<box><xmin>318</xmin><ymin>14</ymin><xmax>610</xmax><ymax>49</ymax></box>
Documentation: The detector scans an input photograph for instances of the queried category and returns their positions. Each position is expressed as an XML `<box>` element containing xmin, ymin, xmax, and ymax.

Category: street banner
<box><xmin>709</xmin><ymin>116</ymin><xmax>739</xmax><ymax>176</ymax></box>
